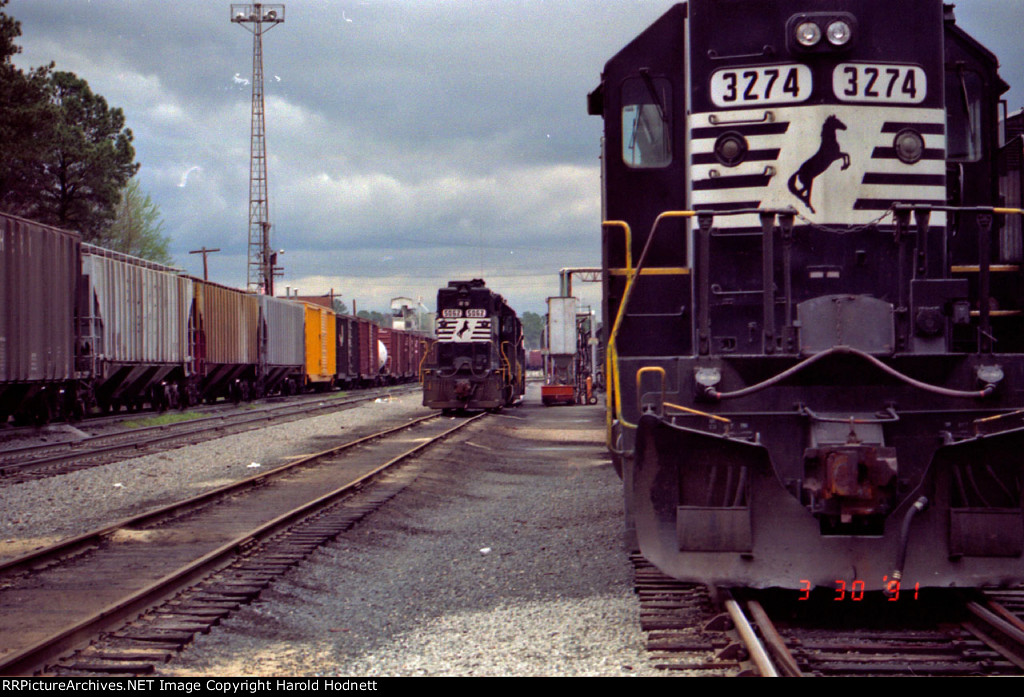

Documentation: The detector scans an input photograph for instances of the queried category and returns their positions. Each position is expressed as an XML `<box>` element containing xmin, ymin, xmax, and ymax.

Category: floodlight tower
<box><xmin>231</xmin><ymin>3</ymin><xmax>285</xmax><ymax>294</ymax></box>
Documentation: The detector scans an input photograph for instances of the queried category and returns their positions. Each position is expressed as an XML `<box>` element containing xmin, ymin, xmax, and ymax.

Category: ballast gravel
<box><xmin>167</xmin><ymin>387</ymin><xmax>660</xmax><ymax>677</ymax></box>
<box><xmin>0</xmin><ymin>394</ymin><xmax>428</xmax><ymax>559</ymax></box>
<box><xmin>2</xmin><ymin>386</ymin><xmax>663</xmax><ymax>677</ymax></box>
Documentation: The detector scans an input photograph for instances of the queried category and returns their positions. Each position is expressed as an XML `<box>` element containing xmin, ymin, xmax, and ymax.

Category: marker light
<box><xmin>826</xmin><ymin>20</ymin><xmax>852</xmax><ymax>46</ymax></box>
<box><xmin>714</xmin><ymin>132</ymin><xmax>749</xmax><ymax>167</ymax></box>
<box><xmin>893</xmin><ymin>129</ymin><xmax>925</xmax><ymax>164</ymax></box>
<box><xmin>796</xmin><ymin>22</ymin><xmax>822</xmax><ymax>47</ymax></box>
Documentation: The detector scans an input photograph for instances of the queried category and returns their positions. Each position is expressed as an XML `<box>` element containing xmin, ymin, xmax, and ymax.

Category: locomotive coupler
<box><xmin>802</xmin><ymin>414</ymin><xmax>898</xmax><ymax>528</ymax></box>
<box><xmin>453</xmin><ymin>379</ymin><xmax>474</xmax><ymax>401</ymax></box>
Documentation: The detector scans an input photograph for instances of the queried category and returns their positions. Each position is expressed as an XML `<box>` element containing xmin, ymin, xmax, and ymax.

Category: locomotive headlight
<box><xmin>795</xmin><ymin>21</ymin><xmax>822</xmax><ymax>47</ymax></box>
<box><xmin>826</xmin><ymin>20</ymin><xmax>852</xmax><ymax>46</ymax></box>
<box><xmin>893</xmin><ymin>128</ymin><xmax>925</xmax><ymax>164</ymax></box>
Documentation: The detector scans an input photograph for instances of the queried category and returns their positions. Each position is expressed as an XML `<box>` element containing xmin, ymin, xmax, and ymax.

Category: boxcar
<box><xmin>334</xmin><ymin>314</ymin><xmax>359</xmax><ymax>388</ymax></box>
<box><xmin>380</xmin><ymin>328</ymin><xmax>421</xmax><ymax>382</ymax></box>
<box><xmin>303</xmin><ymin>302</ymin><xmax>336</xmax><ymax>390</ymax></box>
<box><xmin>356</xmin><ymin>316</ymin><xmax>382</xmax><ymax>385</ymax></box>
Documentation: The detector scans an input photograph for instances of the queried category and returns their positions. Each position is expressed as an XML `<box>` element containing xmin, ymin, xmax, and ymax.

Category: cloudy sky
<box><xmin>9</xmin><ymin>0</ymin><xmax>1024</xmax><ymax>316</ymax></box>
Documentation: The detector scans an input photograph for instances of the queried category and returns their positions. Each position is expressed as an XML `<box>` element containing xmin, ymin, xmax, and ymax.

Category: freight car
<box><xmin>590</xmin><ymin>1</ymin><xmax>1024</xmax><ymax>592</ymax></box>
<box><xmin>0</xmin><ymin>211</ymin><xmax>425</xmax><ymax>424</ymax></box>
<box><xmin>422</xmin><ymin>279</ymin><xmax>525</xmax><ymax>411</ymax></box>
<box><xmin>380</xmin><ymin>327</ymin><xmax>425</xmax><ymax>384</ymax></box>
<box><xmin>0</xmin><ymin>214</ymin><xmax>80</xmax><ymax>424</ymax></box>
<box><xmin>79</xmin><ymin>244</ymin><xmax>194</xmax><ymax>412</ymax></box>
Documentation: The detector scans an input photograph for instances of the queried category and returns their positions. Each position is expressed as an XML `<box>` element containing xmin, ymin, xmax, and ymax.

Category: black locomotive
<box><xmin>422</xmin><ymin>279</ymin><xmax>525</xmax><ymax>412</ymax></box>
<box><xmin>590</xmin><ymin>0</ymin><xmax>1024</xmax><ymax>592</ymax></box>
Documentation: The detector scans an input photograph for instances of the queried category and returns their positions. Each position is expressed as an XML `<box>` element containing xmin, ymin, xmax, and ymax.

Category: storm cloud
<box><xmin>9</xmin><ymin>0</ymin><xmax>1023</xmax><ymax>315</ymax></box>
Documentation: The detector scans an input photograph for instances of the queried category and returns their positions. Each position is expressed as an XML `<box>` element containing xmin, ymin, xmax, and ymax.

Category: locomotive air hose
<box><xmin>887</xmin><ymin>496</ymin><xmax>929</xmax><ymax>598</ymax></box>
<box><xmin>709</xmin><ymin>346</ymin><xmax>996</xmax><ymax>401</ymax></box>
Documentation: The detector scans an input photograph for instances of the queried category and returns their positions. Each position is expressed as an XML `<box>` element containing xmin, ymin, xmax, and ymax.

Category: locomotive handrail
<box><xmin>892</xmin><ymin>204</ymin><xmax>1024</xmax><ymax>216</ymax></box>
<box><xmin>663</xmin><ymin>401</ymin><xmax>732</xmax><ymax>424</ymax></box>
<box><xmin>417</xmin><ymin>339</ymin><xmax>437</xmax><ymax>383</ymax></box>
<box><xmin>604</xmin><ymin>212</ymin><xmax>697</xmax><ymax>434</ymax></box>
<box><xmin>500</xmin><ymin>341</ymin><xmax>513</xmax><ymax>383</ymax></box>
<box><xmin>605</xmin><ymin>207</ymin><xmax>786</xmax><ymax>433</ymax></box>
<box><xmin>636</xmin><ymin>366</ymin><xmax>666</xmax><ymax>417</ymax></box>
<box><xmin>603</xmin><ymin>204</ymin><xmax>1019</xmax><ymax>441</ymax></box>
<box><xmin>603</xmin><ymin>220</ymin><xmax>632</xmax><ymax>441</ymax></box>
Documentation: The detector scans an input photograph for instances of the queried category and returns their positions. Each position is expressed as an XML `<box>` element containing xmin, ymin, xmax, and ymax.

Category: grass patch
<box><xmin>122</xmin><ymin>411</ymin><xmax>204</xmax><ymax>429</ymax></box>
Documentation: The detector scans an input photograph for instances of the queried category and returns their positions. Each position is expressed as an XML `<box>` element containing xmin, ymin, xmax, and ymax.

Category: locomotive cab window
<box><xmin>945</xmin><ymin>67</ymin><xmax>983</xmax><ymax>162</ymax></box>
<box><xmin>622</xmin><ymin>76</ymin><xmax>672</xmax><ymax>168</ymax></box>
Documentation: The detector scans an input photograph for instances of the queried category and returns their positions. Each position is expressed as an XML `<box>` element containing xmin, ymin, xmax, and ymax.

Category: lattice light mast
<box><xmin>231</xmin><ymin>3</ymin><xmax>284</xmax><ymax>294</ymax></box>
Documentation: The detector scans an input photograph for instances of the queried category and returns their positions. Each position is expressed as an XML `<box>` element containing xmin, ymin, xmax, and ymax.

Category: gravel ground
<box><xmin>164</xmin><ymin>386</ymin><xmax>663</xmax><ymax>677</ymax></box>
<box><xmin>0</xmin><ymin>391</ymin><xmax>430</xmax><ymax>560</ymax></box>
<box><xmin>1</xmin><ymin>384</ymin><xmax>664</xmax><ymax>676</ymax></box>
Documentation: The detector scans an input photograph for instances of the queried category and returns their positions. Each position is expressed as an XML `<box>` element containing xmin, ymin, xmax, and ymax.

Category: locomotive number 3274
<box><xmin>833</xmin><ymin>63</ymin><xmax>926</xmax><ymax>103</ymax></box>
<box><xmin>710</xmin><ymin>64</ymin><xmax>812</xmax><ymax>107</ymax></box>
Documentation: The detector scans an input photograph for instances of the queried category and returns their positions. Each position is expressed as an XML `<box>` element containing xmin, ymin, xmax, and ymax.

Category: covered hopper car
<box><xmin>0</xmin><ymin>211</ymin><xmax>425</xmax><ymax>424</ymax></box>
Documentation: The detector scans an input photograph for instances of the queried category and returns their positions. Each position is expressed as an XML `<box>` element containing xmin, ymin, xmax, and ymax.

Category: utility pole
<box><xmin>189</xmin><ymin>247</ymin><xmax>221</xmax><ymax>281</ymax></box>
<box><xmin>231</xmin><ymin>3</ymin><xmax>285</xmax><ymax>294</ymax></box>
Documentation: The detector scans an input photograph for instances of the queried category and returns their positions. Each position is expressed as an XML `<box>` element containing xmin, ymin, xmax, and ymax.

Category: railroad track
<box><xmin>633</xmin><ymin>558</ymin><xmax>1024</xmax><ymax>676</ymax></box>
<box><xmin>0</xmin><ymin>386</ymin><xmax>418</xmax><ymax>484</ymax></box>
<box><xmin>0</xmin><ymin>410</ymin><xmax>483</xmax><ymax>676</ymax></box>
<box><xmin>633</xmin><ymin>556</ymin><xmax>754</xmax><ymax>676</ymax></box>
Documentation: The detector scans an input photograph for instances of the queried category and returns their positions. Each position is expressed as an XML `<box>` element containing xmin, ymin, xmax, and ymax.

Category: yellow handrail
<box><xmin>603</xmin><ymin>205</ymin><xmax>1024</xmax><ymax>451</ymax></box>
<box><xmin>500</xmin><ymin>341</ymin><xmax>512</xmax><ymax>383</ymax></box>
<box><xmin>636</xmin><ymin>366</ymin><xmax>666</xmax><ymax>414</ymax></box>
<box><xmin>604</xmin><ymin>211</ymin><xmax>696</xmax><ymax>450</ymax></box>
<box><xmin>418</xmin><ymin>339</ymin><xmax>436</xmax><ymax>384</ymax></box>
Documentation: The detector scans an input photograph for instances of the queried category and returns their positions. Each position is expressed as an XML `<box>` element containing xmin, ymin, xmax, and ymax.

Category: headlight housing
<box><xmin>788</xmin><ymin>13</ymin><xmax>856</xmax><ymax>52</ymax></box>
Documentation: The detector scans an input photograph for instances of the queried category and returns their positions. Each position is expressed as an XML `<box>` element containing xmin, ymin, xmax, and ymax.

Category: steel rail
<box><xmin>0</xmin><ymin>411</ymin><xmax>444</xmax><ymax>577</ymax></box>
<box><xmin>723</xmin><ymin>595</ymin><xmax>778</xmax><ymax>677</ymax></box>
<box><xmin>0</xmin><ymin>385</ymin><xmax>417</xmax><ymax>480</ymax></box>
<box><xmin>0</xmin><ymin>407</ymin><xmax>483</xmax><ymax>675</ymax></box>
<box><xmin>745</xmin><ymin>600</ymin><xmax>803</xmax><ymax>677</ymax></box>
